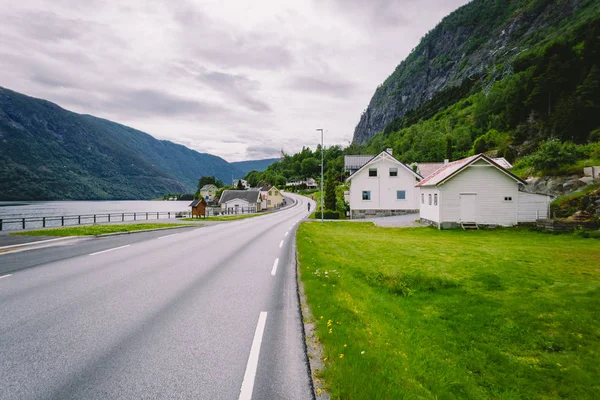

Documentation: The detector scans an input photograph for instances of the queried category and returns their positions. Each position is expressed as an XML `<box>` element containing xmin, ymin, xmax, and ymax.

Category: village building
<box><xmin>232</xmin><ymin>179</ymin><xmax>249</xmax><ymax>189</ymax></box>
<box><xmin>417</xmin><ymin>154</ymin><xmax>551</xmax><ymax>229</ymax></box>
<box><xmin>199</xmin><ymin>184</ymin><xmax>218</xmax><ymax>202</ymax></box>
<box><xmin>345</xmin><ymin>150</ymin><xmax>423</xmax><ymax>219</ymax></box>
<box><xmin>219</xmin><ymin>189</ymin><xmax>262</xmax><ymax>214</ymax></box>
<box><xmin>260</xmin><ymin>185</ymin><xmax>284</xmax><ymax>209</ymax></box>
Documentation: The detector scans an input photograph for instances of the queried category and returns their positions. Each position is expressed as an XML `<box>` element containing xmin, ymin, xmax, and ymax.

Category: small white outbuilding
<box><xmin>417</xmin><ymin>154</ymin><xmax>551</xmax><ymax>228</ymax></box>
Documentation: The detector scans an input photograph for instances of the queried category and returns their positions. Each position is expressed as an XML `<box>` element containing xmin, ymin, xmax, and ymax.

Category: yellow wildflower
<box><xmin>339</xmin><ymin>354</ymin><xmax>344</xmax><ymax>358</ymax></box>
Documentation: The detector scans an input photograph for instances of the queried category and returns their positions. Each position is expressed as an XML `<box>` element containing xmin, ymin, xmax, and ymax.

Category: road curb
<box><xmin>0</xmin><ymin>236</ymin><xmax>79</xmax><ymax>252</ymax></box>
<box><xmin>94</xmin><ymin>225</ymin><xmax>197</xmax><ymax>237</ymax></box>
<box><xmin>295</xmin><ymin>247</ymin><xmax>326</xmax><ymax>400</ymax></box>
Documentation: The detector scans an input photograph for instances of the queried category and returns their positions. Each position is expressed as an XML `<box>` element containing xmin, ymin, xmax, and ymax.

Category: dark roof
<box><xmin>189</xmin><ymin>199</ymin><xmax>206</xmax><ymax>207</ymax></box>
<box><xmin>260</xmin><ymin>185</ymin><xmax>272</xmax><ymax>191</ymax></box>
<box><xmin>219</xmin><ymin>189</ymin><xmax>261</xmax><ymax>204</ymax></box>
<box><xmin>345</xmin><ymin>150</ymin><xmax>422</xmax><ymax>183</ymax></box>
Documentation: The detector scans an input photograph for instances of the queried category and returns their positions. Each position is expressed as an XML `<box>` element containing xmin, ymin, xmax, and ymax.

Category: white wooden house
<box><xmin>417</xmin><ymin>154</ymin><xmax>551</xmax><ymax>228</ymax></box>
<box><xmin>219</xmin><ymin>189</ymin><xmax>262</xmax><ymax>214</ymax></box>
<box><xmin>345</xmin><ymin>150</ymin><xmax>423</xmax><ymax>219</ymax></box>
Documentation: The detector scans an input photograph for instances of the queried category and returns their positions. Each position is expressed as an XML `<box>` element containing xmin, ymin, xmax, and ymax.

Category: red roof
<box><xmin>416</xmin><ymin>154</ymin><xmax>524</xmax><ymax>187</ymax></box>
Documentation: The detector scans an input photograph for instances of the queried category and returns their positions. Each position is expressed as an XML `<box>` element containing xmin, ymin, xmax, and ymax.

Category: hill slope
<box><xmin>231</xmin><ymin>158</ymin><xmax>280</xmax><ymax>177</ymax></box>
<box><xmin>0</xmin><ymin>87</ymin><xmax>244</xmax><ymax>200</ymax></box>
<box><xmin>353</xmin><ymin>0</ymin><xmax>599</xmax><ymax>145</ymax></box>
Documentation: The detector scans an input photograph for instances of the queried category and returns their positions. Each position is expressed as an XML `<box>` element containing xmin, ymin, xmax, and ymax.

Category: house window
<box><xmin>368</xmin><ymin>168</ymin><xmax>377</xmax><ymax>177</ymax></box>
<box><xmin>504</xmin><ymin>196</ymin><xmax>513</xmax><ymax>201</ymax></box>
<box><xmin>362</xmin><ymin>191</ymin><xmax>371</xmax><ymax>200</ymax></box>
<box><xmin>428</xmin><ymin>194</ymin><xmax>432</xmax><ymax>205</ymax></box>
<box><xmin>421</xmin><ymin>193</ymin><xmax>424</xmax><ymax>204</ymax></box>
<box><xmin>389</xmin><ymin>168</ymin><xmax>398</xmax><ymax>177</ymax></box>
<box><xmin>434</xmin><ymin>194</ymin><xmax>438</xmax><ymax>205</ymax></box>
<box><xmin>267</xmin><ymin>200</ymin><xmax>271</xmax><ymax>205</ymax></box>
<box><xmin>396</xmin><ymin>190</ymin><xmax>406</xmax><ymax>200</ymax></box>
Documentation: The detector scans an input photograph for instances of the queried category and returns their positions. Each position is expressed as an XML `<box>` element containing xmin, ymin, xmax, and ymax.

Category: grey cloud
<box><xmin>31</xmin><ymin>74</ymin><xmax>78</xmax><ymax>89</ymax></box>
<box><xmin>246</xmin><ymin>144</ymin><xmax>282</xmax><ymax>159</ymax></box>
<box><xmin>197</xmin><ymin>70</ymin><xmax>271</xmax><ymax>113</ymax></box>
<box><xmin>288</xmin><ymin>76</ymin><xmax>356</xmax><ymax>98</ymax></box>
<box><xmin>15</xmin><ymin>11</ymin><xmax>90</xmax><ymax>42</ymax></box>
<box><xmin>172</xmin><ymin>5</ymin><xmax>293</xmax><ymax>70</ymax></box>
<box><xmin>320</xmin><ymin>0</ymin><xmax>410</xmax><ymax>28</ymax></box>
<box><xmin>107</xmin><ymin>89</ymin><xmax>228</xmax><ymax>119</ymax></box>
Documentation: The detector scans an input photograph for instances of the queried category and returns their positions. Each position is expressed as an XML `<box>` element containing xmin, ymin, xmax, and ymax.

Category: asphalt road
<box><xmin>0</xmin><ymin>194</ymin><xmax>315</xmax><ymax>400</ymax></box>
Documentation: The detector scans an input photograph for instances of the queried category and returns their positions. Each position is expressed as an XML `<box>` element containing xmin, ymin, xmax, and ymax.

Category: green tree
<box><xmin>236</xmin><ymin>179</ymin><xmax>244</xmax><ymax>190</ymax></box>
<box><xmin>530</xmin><ymin>140</ymin><xmax>579</xmax><ymax>174</ymax></box>
<box><xmin>324</xmin><ymin>172</ymin><xmax>337</xmax><ymax>211</ymax></box>
<box><xmin>301</xmin><ymin>157</ymin><xmax>320</xmax><ymax>177</ymax></box>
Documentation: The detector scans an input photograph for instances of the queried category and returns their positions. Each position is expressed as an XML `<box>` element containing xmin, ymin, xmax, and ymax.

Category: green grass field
<box><xmin>297</xmin><ymin>223</ymin><xmax>600</xmax><ymax>399</ymax></box>
<box><xmin>11</xmin><ymin>223</ymin><xmax>188</xmax><ymax>236</ymax></box>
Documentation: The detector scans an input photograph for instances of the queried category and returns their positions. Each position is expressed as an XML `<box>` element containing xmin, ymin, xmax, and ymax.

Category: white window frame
<box><xmin>421</xmin><ymin>193</ymin><xmax>424</xmax><ymax>204</ymax></box>
<box><xmin>362</xmin><ymin>191</ymin><xmax>371</xmax><ymax>201</ymax></box>
<box><xmin>396</xmin><ymin>190</ymin><xmax>406</xmax><ymax>200</ymax></box>
<box><xmin>389</xmin><ymin>168</ymin><xmax>398</xmax><ymax>177</ymax></box>
<box><xmin>368</xmin><ymin>168</ymin><xmax>377</xmax><ymax>177</ymax></box>
<box><xmin>434</xmin><ymin>194</ymin><xmax>438</xmax><ymax>206</ymax></box>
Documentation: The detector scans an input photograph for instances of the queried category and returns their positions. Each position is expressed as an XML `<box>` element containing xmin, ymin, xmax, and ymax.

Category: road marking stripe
<box><xmin>89</xmin><ymin>245</ymin><xmax>130</xmax><ymax>256</ymax></box>
<box><xmin>284</xmin><ymin>231</ymin><xmax>288</xmax><ymax>237</ymax></box>
<box><xmin>158</xmin><ymin>233</ymin><xmax>179</xmax><ymax>240</ymax></box>
<box><xmin>279</xmin><ymin>240</ymin><xmax>284</xmax><ymax>248</ymax></box>
<box><xmin>239</xmin><ymin>311</ymin><xmax>268</xmax><ymax>400</ymax></box>
<box><xmin>271</xmin><ymin>258</ymin><xmax>279</xmax><ymax>276</ymax></box>
<box><xmin>0</xmin><ymin>274</ymin><xmax>12</xmax><ymax>280</ymax></box>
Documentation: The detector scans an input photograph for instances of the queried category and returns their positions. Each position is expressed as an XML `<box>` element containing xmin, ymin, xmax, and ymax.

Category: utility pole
<box><xmin>316</xmin><ymin>129</ymin><xmax>324</xmax><ymax>224</ymax></box>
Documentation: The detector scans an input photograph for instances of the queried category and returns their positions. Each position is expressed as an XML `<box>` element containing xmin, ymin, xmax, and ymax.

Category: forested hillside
<box><xmin>0</xmin><ymin>87</ymin><xmax>244</xmax><ymax>200</ymax></box>
<box><xmin>353</xmin><ymin>0</ymin><xmax>600</xmax><ymax>148</ymax></box>
<box><xmin>247</xmin><ymin>0</ymin><xmax>600</xmax><ymax>187</ymax></box>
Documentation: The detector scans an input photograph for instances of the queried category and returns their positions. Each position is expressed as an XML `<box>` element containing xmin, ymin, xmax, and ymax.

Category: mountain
<box><xmin>353</xmin><ymin>0</ymin><xmax>600</xmax><ymax>145</ymax></box>
<box><xmin>231</xmin><ymin>158</ymin><xmax>280</xmax><ymax>176</ymax></box>
<box><xmin>0</xmin><ymin>87</ymin><xmax>245</xmax><ymax>200</ymax></box>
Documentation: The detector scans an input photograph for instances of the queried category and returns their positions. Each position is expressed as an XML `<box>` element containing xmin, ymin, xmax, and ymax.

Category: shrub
<box><xmin>530</xmin><ymin>140</ymin><xmax>580</xmax><ymax>174</ymax></box>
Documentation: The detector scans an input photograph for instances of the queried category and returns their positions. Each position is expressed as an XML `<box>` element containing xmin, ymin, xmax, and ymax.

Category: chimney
<box><xmin>444</xmin><ymin>159</ymin><xmax>449</xmax><ymax>164</ymax></box>
<box><xmin>386</xmin><ymin>148</ymin><xmax>393</xmax><ymax>155</ymax></box>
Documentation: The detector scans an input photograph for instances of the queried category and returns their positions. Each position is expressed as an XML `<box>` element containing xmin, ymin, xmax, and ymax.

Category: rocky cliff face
<box><xmin>353</xmin><ymin>0</ymin><xmax>589</xmax><ymax>144</ymax></box>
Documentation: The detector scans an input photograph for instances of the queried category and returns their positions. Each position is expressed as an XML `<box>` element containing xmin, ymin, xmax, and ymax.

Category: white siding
<box><xmin>419</xmin><ymin>187</ymin><xmax>440</xmax><ymax>223</ymax></box>
<box><xmin>348</xmin><ymin>156</ymin><xmax>420</xmax><ymax>211</ymax></box>
<box><xmin>518</xmin><ymin>192</ymin><xmax>550</xmax><ymax>222</ymax></box>
<box><xmin>439</xmin><ymin>160</ymin><xmax>519</xmax><ymax>226</ymax></box>
<box><xmin>221</xmin><ymin>198</ymin><xmax>250</xmax><ymax>210</ymax></box>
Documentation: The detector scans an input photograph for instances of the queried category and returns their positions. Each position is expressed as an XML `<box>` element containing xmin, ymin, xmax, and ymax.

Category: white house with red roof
<box><xmin>345</xmin><ymin>150</ymin><xmax>423</xmax><ymax>219</ymax></box>
<box><xmin>417</xmin><ymin>154</ymin><xmax>550</xmax><ymax>229</ymax></box>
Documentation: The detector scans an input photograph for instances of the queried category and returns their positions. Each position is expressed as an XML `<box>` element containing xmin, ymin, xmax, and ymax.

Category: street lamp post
<box><xmin>316</xmin><ymin>129</ymin><xmax>324</xmax><ymax>224</ymax></box>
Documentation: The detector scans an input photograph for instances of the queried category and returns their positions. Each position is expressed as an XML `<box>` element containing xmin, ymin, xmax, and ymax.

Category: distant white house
<box><xmin>199</xmin><ymin>184</ymin><xmax>218</xmax><ymax>201</ymax></box>
<box><xmin>417</xmin><ymin>154</ymin><xmax>551</xmax><ymax>228</ymax></box>
<box><xmin>219</xmin><ymin>189</ymin><xmax>262</xmax><ymax>214</ymax></box>
<box><xmin>232</xmin><ymin>179</ymin><xmax>249</xmax><ymax>189</ymax></box>
<box><xmin>345</xmin><ymin>150</ymin><xmax>423</xmax><ymax>219</ymax></box>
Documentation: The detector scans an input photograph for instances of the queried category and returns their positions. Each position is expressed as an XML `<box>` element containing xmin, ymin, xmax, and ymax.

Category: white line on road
<box><xmin>271</xmin><ymin>258</ymin><xmax>279</xmax><ymax>276</ymax></box>
<box><xmin>279</xmin><ymin>240</ymin><xmax>284</xmax><ymax>248</ymax></box>
<box><xmin>284</xmin><ymin>231</ymin><xmax>288</xmax><ymax>237</ymax></box>
<box><xmin>157</xmin><ymin>233</ymin><xmax>179</xmax><ymax>240</ymax></box>
<box><xmin>0</xmin><ymin>274</ymin><xmax>12</xmax><ymax>280</ymax></box>
<box><xmin>239</xmin><ymin>311</ymin><xmax>268</xmax><ymax>400</ymax></box>
<box><xmin>89</xmin><ymin>245</ymin><xmax>130</xmax><ymax>256</ymax></box>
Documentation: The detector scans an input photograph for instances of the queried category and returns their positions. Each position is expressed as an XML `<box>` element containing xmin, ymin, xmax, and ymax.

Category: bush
<box><xmin>310</xmin><ymin>210</ymin><xmax>341</xmax><ymax>219</ymax></box>
<box><xmin>530</xmin><ymin>140</ymin><xmax>580</xmax><ymax>174</ymax></box>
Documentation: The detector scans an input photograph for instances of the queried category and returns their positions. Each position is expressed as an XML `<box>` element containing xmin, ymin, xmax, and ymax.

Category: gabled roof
<box><xmin>345</xmin><ymin>150</ymin><xmax>422</xmax><ymax>183</ymax></box>
<box><xmin>415</xmin><ymin>162</ymin><xmax>445</xmax><ymax>178</ymax></box>
<box><xmin>200</xmin><ymin>184</ymin><xmax>218</xmax><ymax>191</ymax></box>
<box><xmin>219</xmin><ymin>189</ymin><xmax>261</xmax><ymax>204</ymax></box>
<box><xmin>416</xmin><ymin>154</ymin><xmax>525</xmax><ymax>187</ymax></box>
<box><xmin>189</xmin><ymin>199</ymin><xmax>206</xmax><ymax>207</ymax></box>
<box><xmin>344</xmin><ymin>155</ymin><xmax>374</xmax><ymax>170</ymax></box>
<box><xmin>260</xmin><ymin>185</ymin><xmax>272</xmax><ymax>191</ymax></box>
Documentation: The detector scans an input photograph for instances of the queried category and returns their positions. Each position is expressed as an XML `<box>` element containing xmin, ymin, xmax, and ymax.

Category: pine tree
<box><xmin>324</xmin><ymin>172</ymin><xmax>337</xmax><ymax>211</ymax></box>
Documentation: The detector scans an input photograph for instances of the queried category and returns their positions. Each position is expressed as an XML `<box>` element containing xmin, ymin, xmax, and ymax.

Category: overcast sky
<box><xmin>0</xmin><ymin>0</ymin><xmax>469</xmax><ymax>161</ymax></box>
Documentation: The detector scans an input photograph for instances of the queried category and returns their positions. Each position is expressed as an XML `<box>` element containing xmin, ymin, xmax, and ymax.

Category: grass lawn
<box><xmin>297</xmin><ymin>222</ymin><xmax>600</xmax><ymax>399</ymax></box>
<box><xmin>11</xmin><ymin>223</ymin><xmax>189</xmax><ymax>236</ymax></box>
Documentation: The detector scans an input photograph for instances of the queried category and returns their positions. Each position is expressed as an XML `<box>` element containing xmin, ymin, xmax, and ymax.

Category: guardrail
<box><xmin>0</xmin><ymin>211</ymin><xmax>192</xmax><ymax>231</ymax></box>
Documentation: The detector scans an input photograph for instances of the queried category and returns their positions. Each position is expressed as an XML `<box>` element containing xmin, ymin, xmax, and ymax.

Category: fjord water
<box><xmin>0</xmin><ymin>201</ymin><xmax>191</xmax><ymax>231</ymax></box>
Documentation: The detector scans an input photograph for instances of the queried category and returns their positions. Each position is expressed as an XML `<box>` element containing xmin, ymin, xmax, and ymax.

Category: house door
<box><xmin>460</xmin><ymin>194</ymin><xmax>477</xmax><ymax>222</ymax></box>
